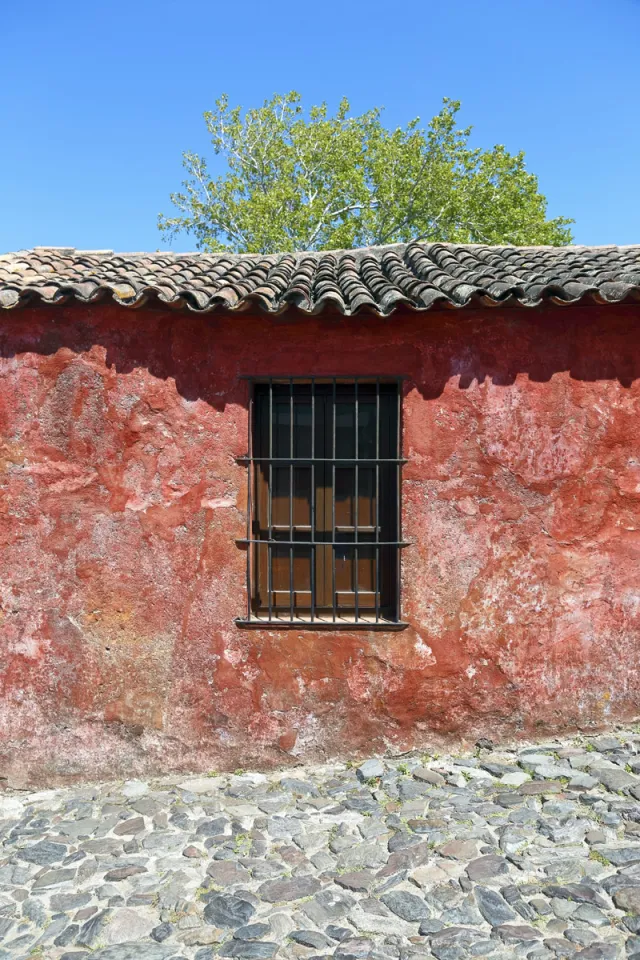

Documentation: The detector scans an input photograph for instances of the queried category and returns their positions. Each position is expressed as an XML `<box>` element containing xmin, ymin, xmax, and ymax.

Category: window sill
<box><xmin>234</xmin><ymin>616</ymin><xmax>408</xmax><ymax>631</ymax></box>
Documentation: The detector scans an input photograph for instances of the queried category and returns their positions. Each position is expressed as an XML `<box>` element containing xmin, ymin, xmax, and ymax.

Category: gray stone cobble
<box><xmin>3</xmin><ymin>730</ymin><xmax>640</xmax><ymax>957</ymax></box>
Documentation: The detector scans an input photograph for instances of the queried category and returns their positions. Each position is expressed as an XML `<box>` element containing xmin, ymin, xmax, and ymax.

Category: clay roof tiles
<box><xmin>0</xmin><ymin>242</ymin><xmax>639</xmax><ymax>316</ymax></box>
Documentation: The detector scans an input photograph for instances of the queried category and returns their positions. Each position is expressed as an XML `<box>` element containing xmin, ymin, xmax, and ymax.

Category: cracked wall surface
<box><xmin>1</xmin><ymin>301</ymin><xmax>639</xmax><ymax>783</ymax></box>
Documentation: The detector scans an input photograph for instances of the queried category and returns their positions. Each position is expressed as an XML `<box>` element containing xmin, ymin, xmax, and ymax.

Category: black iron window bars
<box><xmin>235</xmin><ymin>377</ymin><xmax>407</xmax><ymax>628</ymax></box>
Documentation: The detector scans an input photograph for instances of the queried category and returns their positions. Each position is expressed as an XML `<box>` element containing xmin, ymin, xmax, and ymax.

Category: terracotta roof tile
<box><xmin>0</xmin><ymin>242</ymin><xmax>639</xmax><ymax>316</ymax></box>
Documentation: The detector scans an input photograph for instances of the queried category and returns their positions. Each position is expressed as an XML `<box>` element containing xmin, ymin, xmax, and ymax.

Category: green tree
<box><xmin>159</xmin><ymin>93</ymin><xmax>573</xmax><ymax>253</ymax></box>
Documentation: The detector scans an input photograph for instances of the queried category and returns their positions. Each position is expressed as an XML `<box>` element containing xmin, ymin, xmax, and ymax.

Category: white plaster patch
<box><xmin>11</xmin><ymin>612</ymin><xmax>46</xmax><ymax>659</ymax></box>
<box><xmin>124</xmin><ymin>496</ymin><xmax>153</xmax><ymax>512</ymax></box>
<box><xmin>466</xmin><ymin>664</ymin><xmax>477</xmax><ymax>679</ymax></box>
<box><xmin>414</xmin><ymin>636</ymin><xmax>436</xmax><ymax>666</ymax></box>
<box><xmin>201</xmin><ymin>496</ymin><xmax>236</xmax><ymax>510</ymax></box>
<box><xmin>456</xmin><ymin>497</ymin><xmax>478</xmax><ymax>516</ymax></box>
<box><xmin>622</xmin><ymin>591</ymin><xmax>640</xmax><ymax>619</ymax></box>
<box><xmin>287</xmin><ymin>713</ymin><xmax>321</xmax><ymax>757</ymax></box>
<box><xmin>223</xmin><ymin>645</ymin><xmax>245</xmax><ymax>667</ymax></box>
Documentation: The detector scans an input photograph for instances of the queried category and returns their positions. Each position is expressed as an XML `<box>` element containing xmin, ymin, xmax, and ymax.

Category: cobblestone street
<box><xmin>3</xmin><ymin>730</ymin><xmax>640</xmax><ymax>959</ymax></box>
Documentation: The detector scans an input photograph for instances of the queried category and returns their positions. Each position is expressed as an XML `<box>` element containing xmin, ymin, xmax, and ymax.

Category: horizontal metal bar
<box><xmin>240</xmin><ymin>374</ymin><xmax>410</xmax><ymax>381</ymax></box>
<box><xmin>237</xmin><ymin>538</ymin><xmax>411</xmax><ymax>547</ymax></box>
<box><xmin>335</xmin><ymin>525</ymin><xmax>377</xmax><ymax>533</ymax></box>
<box><xmin>236</xmin><ymin>456</ymin><xmax>408</xmax><ymax>464</ymax></box>
<box><xmin>271</xmin><ymin>524</ymin><xmax>312</xmax><ymax>532</ymax></box>
<box><xmin>235</xmin><ymin>617</ymin><xmax>409</xmax><ymax>631</ymax></box>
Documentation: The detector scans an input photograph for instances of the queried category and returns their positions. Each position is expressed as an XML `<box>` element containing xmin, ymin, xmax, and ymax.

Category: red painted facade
<box><xmin>1</xmin><ymin>301</ymin><xmax>640</xmax><ymax>784</ymax></box>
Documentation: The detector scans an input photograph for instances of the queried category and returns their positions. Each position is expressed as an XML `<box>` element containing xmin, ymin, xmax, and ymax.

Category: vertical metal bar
<box><xmin>311</xmin><ymin>377</ymin><xmax>315</xmax><ymax>623</ymax></box>
<box><xmin>396</xmin><ymin>377</ymin><xmax>402</xmax><ymax>623</ymax></box>
<box><xmin>375</xmin><ymin>377</ymin><xmax>380</xmax><ymax>623</ymax></box>
<box><xmin>332</xmin><ymin>378</ymin><xmax>337</xmax><ymax>623</ymax></box>
<box><xmin>268</xmin><ymin>379</ymin><xmax>273</xmax><ymax>623</ymax></box>
<box><xmin>289</xmin><ymin>378</ymin><xmax>294</xmax><ymax>622</ymax></box>
<box><xmin>354</xmin><ymin>378</ymin><xmax>359</xmax><ymax>623</ymax></box>
<box><xmin>246</xmin><ymin>381</ymin><xmax>253</xmax><ymax>621</ymax></box>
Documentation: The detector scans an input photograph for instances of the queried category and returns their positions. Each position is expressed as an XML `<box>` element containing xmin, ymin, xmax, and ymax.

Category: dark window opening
<box><xmin>236</xmin><ymin>378</ymin><xmax>406</xmax><ymax>628</ymax></box>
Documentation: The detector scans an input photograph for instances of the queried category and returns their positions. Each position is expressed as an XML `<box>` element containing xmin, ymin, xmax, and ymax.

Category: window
<box><xmin>236</xmin><ymin>378</ymin><xmax>406</xmax><ymax>628</ymax></box>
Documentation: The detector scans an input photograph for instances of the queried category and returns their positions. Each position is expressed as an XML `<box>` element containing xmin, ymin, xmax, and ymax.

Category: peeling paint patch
<box><xmin>414</xmin><ymin>636</ymin><xmax>437</xmax><ymax>666</ymax></box>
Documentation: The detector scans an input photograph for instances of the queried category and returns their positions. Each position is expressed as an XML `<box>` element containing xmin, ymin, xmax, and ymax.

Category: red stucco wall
<box><xmin>1</xmin><ymin>301</ymin><xmax>640</xmax><ymax>783</ymax></box>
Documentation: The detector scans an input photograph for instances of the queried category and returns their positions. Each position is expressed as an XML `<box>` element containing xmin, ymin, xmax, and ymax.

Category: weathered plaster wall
<box><xmin>1</xmin><ymin>301</ymin><xmax>640</xmax><ymax>783</ymax></box>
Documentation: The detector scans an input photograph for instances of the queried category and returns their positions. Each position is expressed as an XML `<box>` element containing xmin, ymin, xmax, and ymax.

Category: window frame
<box><xmin>235</xmin><ymin>376</ymin><xmax>408</xmax><ymax>630</ymax></box>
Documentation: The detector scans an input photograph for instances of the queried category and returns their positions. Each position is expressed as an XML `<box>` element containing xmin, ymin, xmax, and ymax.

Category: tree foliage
<box><xmin>159</xmin><ymin>93</ymin><xmax>573</xmax><ymax>253</ymax></box>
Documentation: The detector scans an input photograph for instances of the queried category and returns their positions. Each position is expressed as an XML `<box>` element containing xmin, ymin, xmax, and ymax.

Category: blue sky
<box><xmin>2</xmin><ymin>0</ymin><xmax>638</xmax><ymax>253</ymax></box>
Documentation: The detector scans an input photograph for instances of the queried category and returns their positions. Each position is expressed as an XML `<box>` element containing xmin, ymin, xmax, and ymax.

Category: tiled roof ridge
<box><xmin>20</xmin><ymin>240</ymin><xmax>640</xmax><ymax>258</ymax></box>
<box><xmin>1</xmin><ymin>241</ymin><xmax>639</xmax><ymax>316</ymax></box>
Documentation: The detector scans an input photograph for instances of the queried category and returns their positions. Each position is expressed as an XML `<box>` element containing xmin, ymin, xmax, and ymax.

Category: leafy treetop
<box><xmin>159</xmin><ymin>93</ymin><xmax>573</xmax><ymax>254</ymax></box>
